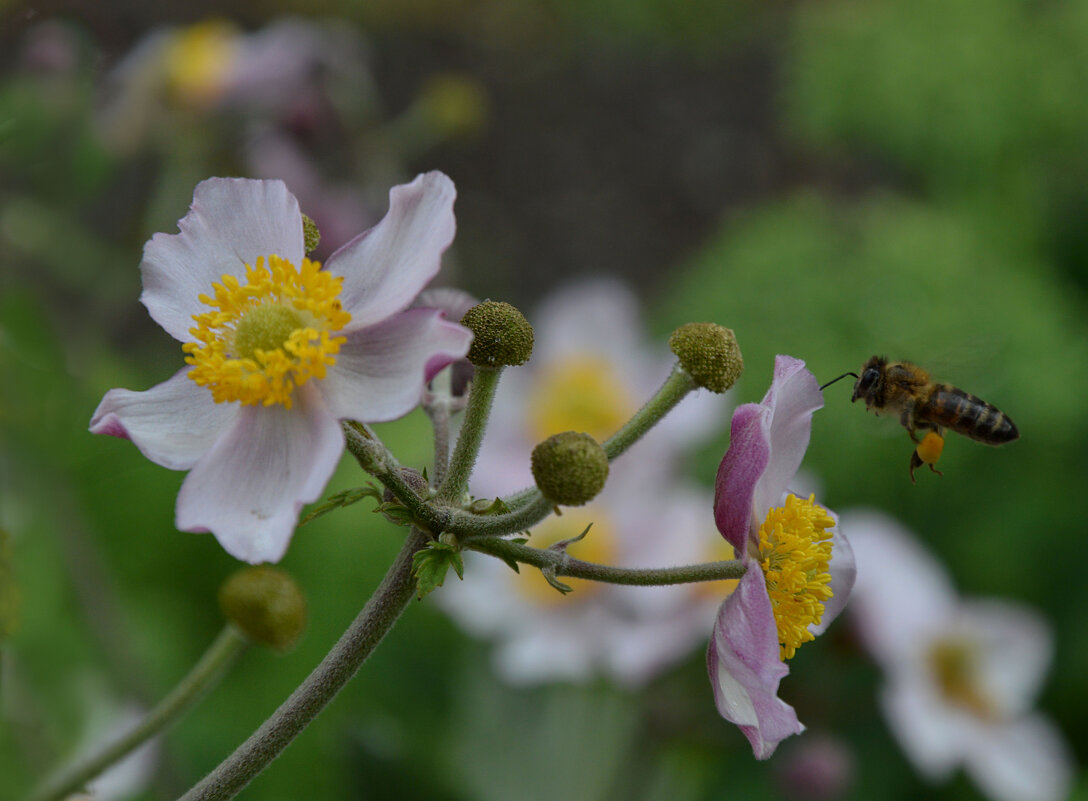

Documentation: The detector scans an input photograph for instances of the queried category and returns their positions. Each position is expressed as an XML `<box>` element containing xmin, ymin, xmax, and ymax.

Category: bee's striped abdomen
<box><xmin>922</xmin><ymin>386</ymin><xmax>1019</xmax><ymax>445</ymax></box>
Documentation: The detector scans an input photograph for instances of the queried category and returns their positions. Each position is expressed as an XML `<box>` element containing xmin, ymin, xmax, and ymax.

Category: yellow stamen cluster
<box><xmin>758</xmin><ymin>493</ymin><xmax>835</xmax><ymax>660</ymax></box>
<box><xmin>528</xmin><ymin>356</ymin><xmax>636</xmax><ymax>443</ymax></box>
<box><xmin>183</xmin><ymin>255</ymin><xmax>351</xmax><ymax>409</ymax></box>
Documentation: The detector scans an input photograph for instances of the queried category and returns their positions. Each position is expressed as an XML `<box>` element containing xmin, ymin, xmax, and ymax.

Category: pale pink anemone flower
<box><xmin>842</xmin><ymin>510</ymin><xmax>1072</xmax><ymax>801</ymax></box>
<box><xmin>90</xmin><ymin>172</ymin><xmax>471</xmax><ymax>564</ymax></box>
<box><xmin>437</xmin><ymin>456</ymin><xmax>722</xmax><ymax>687</ymax></box>
<box><xmin>709</xmin><ymin>355</ymin><xmax>856</xmax><ymax>759</ymax></box>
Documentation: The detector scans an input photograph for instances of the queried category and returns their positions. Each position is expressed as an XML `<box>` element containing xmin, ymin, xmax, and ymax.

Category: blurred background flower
<box><xmin>842</xmin><ymin>510</ymin><xmax>1072</xmax><ymax>801</ymax></box>
<box><xmin>438</xmin><ymin>279</ymin><xmax>728</xmax><ymax>686</ymax></box>
<box><xmin>2</xmin><ymin>0</ymin><xmax>1086</xmax><ymax>798</ymax></box>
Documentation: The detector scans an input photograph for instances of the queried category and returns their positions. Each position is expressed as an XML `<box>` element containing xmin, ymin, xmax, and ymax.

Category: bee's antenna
<box><xmin>819</xmin><ymin>372</ymin><xmax>859</xmax><ymax>391</ymax></box>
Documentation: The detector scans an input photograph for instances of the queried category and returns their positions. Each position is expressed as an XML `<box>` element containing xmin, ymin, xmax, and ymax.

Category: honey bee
<box><xmin>822</xmin><ymin>356</ymin><xmax>1019</xmax><ymax>482</ymax></box>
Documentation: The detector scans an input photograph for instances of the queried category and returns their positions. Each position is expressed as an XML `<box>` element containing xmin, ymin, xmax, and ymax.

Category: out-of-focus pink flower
<box><xmin>843</xmin><ymin>510</ymin><xmax>1072</xmax><ymax>801</ymax></box>
<box><xmin>439</xmin><ymin>458</ymin><xmax>723</xmax><ymax>687</ymax></box>
<box><xmin>437</xmin><ymin>279</ymin><xmax>728</xmax><ymax>685</ymax></box>
<box><xmin>472</xmin><ymin>278</ymin><xmax>727</xmax><ymax>498</ymax></box>
<box><xmin>774</xmin><ymin>735</ymin><xmax>854</xmax><ymax>801</ymax></box>
<box><xmin>708</xmin><ymin>355</ymin><xmax>855</xmax><ymax>759</ymax></box>
<box><xmin>90</xmin><ymin>173</ymin><xmax>470</xmax><ymax>564</ymax></box>
<box><xmin>96</xmin><ymin>18</ymin><xmax>370</xmax><ymax>152</ymax></box>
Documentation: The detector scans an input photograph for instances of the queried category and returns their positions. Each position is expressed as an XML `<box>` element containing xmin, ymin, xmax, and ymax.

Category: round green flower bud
<box><xmin>302</xmin><ymin>213</ymin><xmax>321</xmax><ymax>255</ymax></box>
<box><xmin>218</xmin><ymin>566</ymin><xmax>307</xmax><ymax>652</ymax></box>
<box><xmin>531</xmin><ymin>431</ymin><xmax>609</xmax><ymax>506</ymax></box>
<box><xmin>461</xmin><ymin>300</ymin><xmax>534</xmax><ymax>368</ymax></box>
<box><xmin>668</xmin><ymin>323</ymin><xmax>743</xmax><ymax>393</ymax></box>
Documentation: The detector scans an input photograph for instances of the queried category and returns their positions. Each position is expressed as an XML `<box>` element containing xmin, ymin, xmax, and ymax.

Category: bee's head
<box><xmin>851</xmin><ymin>356</ymin><xmax>886</xmax><ymax>404</ymax></box>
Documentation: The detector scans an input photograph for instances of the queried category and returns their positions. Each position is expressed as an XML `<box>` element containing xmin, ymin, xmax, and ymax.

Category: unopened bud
<box><xmin>669</xmin><ymin>323</ymin><xmax>743</xmax><ymax>393</ymax></box>
<box><xmin>531</xmin><ymin>431</ymin><xmax>609</xmax><ymax>506</ymax></box>
<box><xmin>461</xmin><ymin>300</ymin><xmax>534</xmax><ymax>368</ymax></box>
<box><xmin>219</xmin><ymin>566</ymin><xmax>307</xmax><ymax>652</ymax></box>
<box><xmin>302</xmin><ymin>214</ymin><xmax>321</xmax><ymax>254</ymax></box>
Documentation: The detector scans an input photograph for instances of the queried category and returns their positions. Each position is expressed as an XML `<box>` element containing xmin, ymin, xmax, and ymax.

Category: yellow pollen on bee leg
<box><xmin>183</xmin><ymin>255</ymin><xmax>351</xmax><ymax>408</ymax></box>
<box><xmin>757</xmin><ymin>494</ymin><xmax>836</xmax><ymax>661</ymax></box>
<box><xmin>916</xmin><ymin>432</ymin><xmax>944</xmax><ymax>465</ymax></box>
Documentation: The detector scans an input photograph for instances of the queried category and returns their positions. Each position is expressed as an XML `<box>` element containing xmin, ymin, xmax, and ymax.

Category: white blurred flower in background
<box><xmin>437</xmin><ymin>279</ymin><xmax>731</xmax><ymax>685</ymax></box>
<box><xmin>472</xmin><ymin>278</ymin><xmax>725</xmax><ymax>496</ymax></box>
<box><xmin>842</xmin><ymin>510</ymin><xmax>1073</xmax><ymax>801</ymax></box>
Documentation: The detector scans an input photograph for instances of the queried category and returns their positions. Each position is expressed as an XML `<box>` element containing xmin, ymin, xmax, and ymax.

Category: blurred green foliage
<box><xmin>2</xmin><ymin>0</ymin><xmax>1087</xmax><ymax>799</ymax></box>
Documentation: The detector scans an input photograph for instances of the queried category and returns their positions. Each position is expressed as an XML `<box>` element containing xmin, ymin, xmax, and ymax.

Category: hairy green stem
<box><xmin>436</xmin><ymin>367</ymin><xmax>501</xmax><ymax>504</ymax></box>
<box><xmin>423</xmin><ymin>366</ymin><xmax>455</xmax><ymax>486</ymax></box>
<box><xmin>427</xmin><ymin>403</ymin><xmax>452</xmax><ymax>486</ymax></box>
<box><xmin>446</xmin><ymin>492</ymin><xmax>553</xmax><ymax>539</ymax></box>
<box><xmin>465</xmin><ymin>536</ymin><xmax>747</xmax><ymax>586</ymax></box>
<box><xmin>603</xmin><ymin>365</ymin><xmax>697</xmax><ymax>462</ymax></box>
<box><xmin>29</xmin><ymin>627</ymin><xmax>248</xmax><ymax>801</ymax></box>
<box><xmin>177</xmin><ymin>529</ymin><xmax>430</xmax><ymax>801</ymax></box>
<box><xmin>343</xmin><ymin>422</ymin><xmax>444</xmax><ymax>532</ymax></box>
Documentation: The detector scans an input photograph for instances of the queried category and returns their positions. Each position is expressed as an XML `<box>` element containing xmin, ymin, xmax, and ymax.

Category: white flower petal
<box><xmin>964</xmin><ymin>714</ymin><xmax>1074</xmax><ymax>801</ymax></box>
<box><xmin>321</xmin><ymin>308</ymin><xmax>471</xmax><ymax>423</ymax></box>
<box><xmin>328</xmin><ymin>171</ymin><xmax>456</xmax><ymax>330</ymax></box>
<box><xmin>810</xmin><ymin>526</ymin><xmax>856</xmax><ymax>636</ymax></box>
<box><xmin>532</xmin><ymin>278</ymin><xmax>644</xmax><ymax>373</ymax></box>
<box><xmin>841</xmin><ymin>509</ymin><xmax>957</xmax><ymax>664</ymax></box>
<box><xmin>175</xmin><ymin>383</ymin><xmax>343</xmax><ymax>563</ymax></box>
<box><xmin>89</xmin><ymin>369</ymin><xmax>238</xmax><ymax>470</ymax></box>
<box><xmin>879</xmin><ymin>673</ymin><xmax>968</xmax><ymax>780</ymax></box>
<box><xmin>140</xmin><ymin>178</ymin><xmax>304</xmax><ymax>342</ymax></box>
<box><xmin>954</xmin><ymin>599</ymin><xmax>1054</xmax><ymax>718</ymax></box>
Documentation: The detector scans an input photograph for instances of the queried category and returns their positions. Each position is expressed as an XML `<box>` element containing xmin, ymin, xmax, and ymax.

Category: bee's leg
<box><xmin>909</xmin><ymin>430</ymin><xmax>945</xmax><ymax>483</ymax></box>
<box><xmin>900</xmin><ymin>404</ymin><xmax>922</xmax><ymax>444</ymax></box>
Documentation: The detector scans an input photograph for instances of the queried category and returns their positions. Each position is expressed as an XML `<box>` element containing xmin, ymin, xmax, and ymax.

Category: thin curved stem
<box><xmin>29</xmin><ymin>627</ymin><xmax>248</xmax><ymax>801</ymax></box>
<box><xmin>177</xmin><ymin>529</ymin><xmax>430</xmax><ymax>801</ymax></box>
<box><xmin>465</xmin><ymin>536</ymin><xmax>747</xmax><ymax>586</ymax></box>
<box><xmin>602</xmin><ymin>366</ymin><xmax>697</xmax><ymax>461</ymax></box>
<box><xmin>436</xmin><ymin>367</ymin><xmax>501</xmax><ymax>504</ymax></box>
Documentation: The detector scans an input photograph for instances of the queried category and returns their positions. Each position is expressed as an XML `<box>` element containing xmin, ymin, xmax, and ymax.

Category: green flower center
<box><xmin>233</xmin><ymin>304</ymin><xmax>306</xmax><ymax>362</ymax></box>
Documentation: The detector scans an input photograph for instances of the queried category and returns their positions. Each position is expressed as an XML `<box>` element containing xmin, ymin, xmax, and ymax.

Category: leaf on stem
<box><xmin>300</xmin><ymin>485</ymin><xmax>383</xmax><ymax>525</ymax></box>
<box><xmin>412</xmin><ymin>540</ymin><xmax>465</xmax><ymax>600</ymax></box>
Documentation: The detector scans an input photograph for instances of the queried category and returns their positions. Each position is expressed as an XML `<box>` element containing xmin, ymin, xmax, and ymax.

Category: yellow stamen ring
<box><xmin>183</xmin><ymin>255</ymin><xmax>351</xmax><ymax>409</ymax></box>
<box><xmin>758</xmin><ymin>493</ymin><xmax>836</xmax><ymax>661</ymax></box>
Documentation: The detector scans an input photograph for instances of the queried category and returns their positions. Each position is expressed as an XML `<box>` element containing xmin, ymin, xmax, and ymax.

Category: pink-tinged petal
<box><xmin>175</xmin><ymin>383</ymin><xmax>343</xmax><ymax>563</ymax></box>
<box><xmin>90</xmin><ymin>369</ymin><xmax>238</xmax><ymax>470</ymax></box>
<box><xmin>810</xmin><ymin>526</ymin><xmax>855</xmax><ymax>636</ymax></box>
<box><xmin>707</xmin><ymin>564</ymin><xmax>804</xmax><ymax>759</ymax></box>
<box><xmin>751</xmin><ymin>356</ymin><xmax>823</xmax><ymax>523</ymax></box>
<box><xmin>140</xmin><ymin>178</ymin><xmax>304</xmax><ymax>342</ymax></box>
<box><xmin>327</xmin><ymin>172</ymin><xmax>456</xmax><ymax>331</ymax></box>
<box><xmin>714</xmin><ymin>403</ymin><xmax>770</xmax><ymax>554</ymax></box>
<box><xmin>320</xmin><ymin>307</ymin><xmax>472</xmax><ymax>423</ymax></box>
<box><xmin>964</xmin><ymin>715</ymin><xmax>1073</xmax><ymax>801</ymax></box>
<box><xmin>842</xmin><ymin>510</ymin><xmax>957</xmax><ymax>664</ymax></box>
